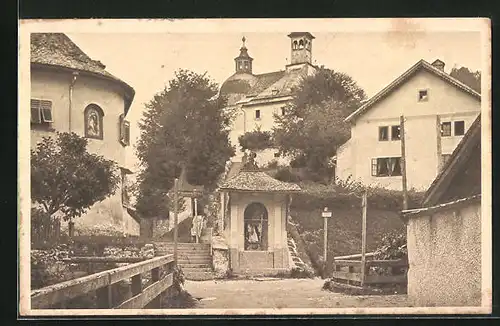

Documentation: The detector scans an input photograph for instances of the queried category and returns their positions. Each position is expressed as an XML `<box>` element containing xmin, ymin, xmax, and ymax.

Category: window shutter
<box><xmin>124</xmin><ymin>121</ymin><xmax>130</xmax><ymax>145</ymax></box>
<box><xmin>31</xmin><ymin>99</ymin><xmax>41</xmax><ymax>123</ymax></box>
<box><xmin>371</xmin><ymin>158</ymin><xmax>378</xmax><ymax>176</ymax></box>
<box><xmin>40</xmin><ymin>100</ymin><xmax>53</xmax><ymax>122</ymax></box>
<box><xmin>119</xmin><ymin>114</ymin><xmax>124</xmax><ymax>142</ymax></box>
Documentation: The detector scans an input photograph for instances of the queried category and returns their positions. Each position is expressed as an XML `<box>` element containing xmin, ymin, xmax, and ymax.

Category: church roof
<box><xmin>30</xmin><ymin>33</ymin><xmax>135</xmax><ymax>116</ymax></box>
<box><xmin>344</xmin><ymin>59</ymin><xmax>481</xmax><ymax>123</ymax></box>
<box><xmin>221</xmin><ymin>66</ymin><xmax>311</xmax><ymax>106</ymax></box>
<box><xmin>219</xmin><ymin>171</ymin><xmax>301</xmax><ymax>193</ymax></box>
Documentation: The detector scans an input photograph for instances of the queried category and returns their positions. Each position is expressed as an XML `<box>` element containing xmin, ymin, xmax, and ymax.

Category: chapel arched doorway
<box><xmin>243</xmin><ymin>202</ymin><xmax>268</xmax><ymax>251</ymax></box>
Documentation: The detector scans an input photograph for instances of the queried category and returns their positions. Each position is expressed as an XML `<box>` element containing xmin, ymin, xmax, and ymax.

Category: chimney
<box><xmin>431</xmin><ymin>59</ymin><xmax>445</xmax><ymax>72</ymax></box>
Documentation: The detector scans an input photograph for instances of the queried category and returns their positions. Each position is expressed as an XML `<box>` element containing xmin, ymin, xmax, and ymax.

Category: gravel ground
<box><xmin>185</xmin><ymin>278</ymin><xmax>409</xmax><ymax>309</ymax></box>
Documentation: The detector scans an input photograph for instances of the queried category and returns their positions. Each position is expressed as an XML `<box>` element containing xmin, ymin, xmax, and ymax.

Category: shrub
<box><xmin>371</xmin><ymin>231</ymin><xmax>408</xmax><ymax>277</ymax></box>
<box><xmin>238</xmin><ymin>129</ymin><xmax>273</xmax><ymax>151</ymax></box>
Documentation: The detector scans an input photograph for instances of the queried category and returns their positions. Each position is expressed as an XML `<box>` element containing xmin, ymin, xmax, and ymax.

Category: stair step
<box><xmin>181</xmin><ymin>267</ymin><xmax>213</xmax><ymax>273</ymax></box>
<box><xmin>184</xmin><ymin>271</ymin><xmax>215</xmax><ymax>281</ymax></box>
<box><xmin>178</xmin><ymin>263</ymin><xmax>211</xmax><ymax>268</ymax></box>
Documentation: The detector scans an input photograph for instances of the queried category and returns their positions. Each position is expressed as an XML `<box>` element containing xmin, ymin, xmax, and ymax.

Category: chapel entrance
<box><xmin>243</xmin><ymin>202</ymin><xmax>268</xmax><ymax>251</ymax></box>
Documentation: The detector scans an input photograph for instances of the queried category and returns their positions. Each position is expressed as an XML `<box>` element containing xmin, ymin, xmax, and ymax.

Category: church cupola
<box><xmin>288</xmin><ymin>32</ymin><xmax>315</xmax><ymax>65</ymax></box>
<box><xmin>234</xmin><ymin>36</ymin><xmax>253</xmax><ymax>74</ymax></box>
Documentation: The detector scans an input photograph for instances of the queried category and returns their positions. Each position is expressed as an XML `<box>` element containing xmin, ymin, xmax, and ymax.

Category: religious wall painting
<box><xmin>84</xmin><ymin>104</ymin><xmax>104</xmax><ymax>140</ymax></box>
<box><xmin>244</xmin><ymin>202</ymin><xmax>268</xmax><ymax>251</ymax></box>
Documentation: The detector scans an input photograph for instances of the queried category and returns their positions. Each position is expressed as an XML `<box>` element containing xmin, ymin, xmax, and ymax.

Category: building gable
<box><xmin>345</xmin><ymin>60</ymin><xmax>481</xmax><ymax>124</ymax></box>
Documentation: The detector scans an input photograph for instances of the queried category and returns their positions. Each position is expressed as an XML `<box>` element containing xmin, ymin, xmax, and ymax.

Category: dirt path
<box><xmin>185</xmin><ymin>278</ymin><xmax>409</xmax><ymax>309</ymax></box>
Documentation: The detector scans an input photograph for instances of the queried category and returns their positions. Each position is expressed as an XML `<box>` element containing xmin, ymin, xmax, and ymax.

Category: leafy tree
<box><xmin>135</xmin><ymin>69</ymin><xmax>235</xmax><ymax>218</ymax></box>
<box><xmin>273</xmin><ymin>66</ymin><xmax>366</xmax><ymax>181</ymax></box>
<box><xmin>450</xmin><ymin>66</ymin><xmax>481</xmax><ymax>93</ymax></box>
<box><xmin>31</xmin><ymin>132</ymin><xmax>120</xmax><ymax>221</ymax></box>
<box><xmin>238</xmin><ymin>128</ymin><xmax>274</xmax><ymax>152</ymax></box>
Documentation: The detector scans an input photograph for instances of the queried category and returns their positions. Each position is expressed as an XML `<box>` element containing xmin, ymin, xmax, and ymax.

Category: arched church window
<box><xmin>84</xmin><ymin>104</ymin><xmax>104</xmax><ymax>140</ymax></box>
<box><xmin>299</xmin><ymin>39</ymin><xmax>304</xmax><ymax>49</ymax></box>
<box><xmin>293</xmin><ymin>40</ymin><xmax>298</xmax><ymax>50</ymax></box>
<box><xmin>244</xmin><ymin>61</ymin><xmax>249</xmax><ymax>69</ymax></box>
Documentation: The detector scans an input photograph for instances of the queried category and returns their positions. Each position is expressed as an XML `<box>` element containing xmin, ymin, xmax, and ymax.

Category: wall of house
<box><xmin>339</xmin><ymin>69</ymin><xmax>480</xmax><ymax>191</ymax></box>
<box><xmin>335</xmin><ymin>139</ymin><xmax>352</xmax><ymax>180</ymax></box>
<box><xmin>30</xmin><ymin>68</ymin><xmax>139</xmax><ymax>235</ymax></box>
<box><xmin>406</xmin><ymin>202</ymin><xmax>481</xmax><ymax>307</ymax></box>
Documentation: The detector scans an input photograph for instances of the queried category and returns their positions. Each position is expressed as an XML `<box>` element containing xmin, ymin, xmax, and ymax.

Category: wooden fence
<box><xmin>331</xmin><ymin>258</ymin><xmax>408</xmax><ymax>287</ymax></box>
<box><xmin>31</xmin><ymin>254</ymin><xmax>175</xmax><ymax>309</ymax></box>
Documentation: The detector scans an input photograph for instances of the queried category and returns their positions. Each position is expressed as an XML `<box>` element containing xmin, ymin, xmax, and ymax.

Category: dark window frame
<box><xmin>418</xmin><ymin>89</ymin><xmax>429</xmax><ymax>102</ymax></box>
<box><xmin>31</xmin><ymin>98</ymin><xmax>54</xmax><ymax>126</ymax></box>
<box><xmin>441</xmin><ymin>121</ymin><xmax>452</xmax><ymax>137</ymax></box>
<box><xmin>454</xmin><ymin>120</ymin><xmax>465</xmax><ymax>136</ymax></box>
<box><xmin>371</xmin><ymin>157</ymin><xmax>402</xmax><ymax>177</ymax></box>
<box><xmin>378</xmin><ymin>126</ymin><xmax>389</xmax><ymax>141</ymax></box>
<box><xmin>255</xmin><ymin>109</ymin><xmax>261</xmax><ymax>120</ymax></box>
<box><xmin>391</xmin><ymin>125</ymin><xmax>401</xmax><ymax>140</ymax></box>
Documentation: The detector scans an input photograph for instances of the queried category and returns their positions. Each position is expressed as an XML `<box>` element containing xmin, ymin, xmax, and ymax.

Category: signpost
<box><xmin>321</xmin><ymin>207</ymin><xmax>333</xmax><ymax>267</ymax></box>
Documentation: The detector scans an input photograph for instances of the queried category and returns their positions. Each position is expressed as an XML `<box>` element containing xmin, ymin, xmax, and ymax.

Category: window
<box><xmin>299</xmin><ymin>39</ymin><xmax>304</xmax><ymax>49</ymax></box>
<box><xmin>255</xmin><ymin>109</ymin><xmax>261</xmax><ymax>120</ymax></box>
<box><xmin>391</xmin><ymin>125</ymin><xmax>401</xmax><ymax>140</ymax></box>
<box><xmin>454</xmin><ymin>121</ymin><xmax>465</xmax><ymax>136</ymax></box>
<box><xmin>31</xmin><ymin>99</ymin><xmax>53</xmax><ymax>124</ymax></box>
<box><xmin>441</xmin><ymin>121</ymin><xmax>452</xmax><ymax>137</ymax></box>
<box><xmin>84</xmin><ymin>104</ymin><xmax>104</xmax><ymax>140</ymax></box>
<box><xmin>293</xmin><ymin>40</ymin><xmax>298</xmax><ymax>50</ymax></box>
<box><xmin>418</xmin><ymin>89</ymin><xmax>429</xmax><ymax>102</ymax></box>
<box><xmin>271</xmin><ymin>88</ymin><xmax>279</xmax><ymax>96</ymax></box>
<box><xmin>281</xmin><ymin>107</ymin><xmax>286</xmax><ymax>116</ymax></box>
<box><xmin>371</xmin><ymin>157</ymin><xmax>402</xmax><ymax>177</ymax></box>
<box><xmin>274</xmin><ymin>152</ymin><xmax>280</xmax><ymax>158</ymax></box>
<box><xmin>119</xmin><ymin>114</ymin><xmax>130</xmax><ymax>146</ymax></box>
<box><xmin>379</xmin><ymin>126</ymin><xmax>389</xmax><ymax>141</ymax></box>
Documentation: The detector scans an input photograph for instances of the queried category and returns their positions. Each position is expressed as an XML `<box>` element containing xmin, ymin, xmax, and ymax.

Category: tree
<box><xmin>450</xmin><ymin>66</ymin><xmax>481</xmax><ymax>93</ymax></box>
<box><xmin>273</xmin><ymin>66</ymin><xmax>367</xmax><ymax>181</ymax></box>
<box><xmin>135</xmin><ymin>69</ymin><xmax>235</xmax><ymax>218</ymax></box>
<box><xmin>31</xmin><ymin>132</ymin><xmax>120</xmax><ymax>221</ymax></box>
<box><xmin>238</xmin><ymin>128</ymin><xmax>273</xmax><ymax>152</ymax></box>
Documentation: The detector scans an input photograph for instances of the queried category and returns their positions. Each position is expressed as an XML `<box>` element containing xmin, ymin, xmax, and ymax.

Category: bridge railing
<box><xmin>31</xmin><ymin>254</ymin><xmax>175</xmax><ymax>309</ymax></box>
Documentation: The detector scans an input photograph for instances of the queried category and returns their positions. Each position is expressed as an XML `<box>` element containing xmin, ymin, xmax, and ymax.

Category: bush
<box><xmin>371</xmin><ymin>231</ymin><xmax>408</xmax><ymax>277</ymax></box>
<box><xmin>238</xmin><ymin>129</ymin><xmax>273</xmax><ymax>151</ymax></box>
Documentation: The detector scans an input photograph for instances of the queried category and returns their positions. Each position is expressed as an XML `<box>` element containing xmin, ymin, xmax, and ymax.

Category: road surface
<box><xmin>184</xmin><ymin>278</ymin><xmax>409</xmax><ymax>309</ymax></box>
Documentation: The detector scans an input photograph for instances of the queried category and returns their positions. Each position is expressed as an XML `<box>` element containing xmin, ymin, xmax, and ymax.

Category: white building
<box><xmin>219</xmin><ymin>33</ymin><xmax>318</xmax><ymax>166</ymax></box>
<box><xmin>335</xmin><ymin>59</ymin><xmax>481</xmax><ymax>191</ymax></box>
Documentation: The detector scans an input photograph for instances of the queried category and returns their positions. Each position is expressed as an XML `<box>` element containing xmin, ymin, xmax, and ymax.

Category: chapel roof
<box><xmin>30</xmin><ymin>33</ymin><xmax>135</xmax><ymax>115</ymax></box>
<box><xmin>219</xmin><ymin>170</ymin><xmax>301</xmax><ymax>193</ymax></box>
<box><xmin>344</xmin><ymin>59</ymin><xmax>481</xmax><ymax>123</ymax></box>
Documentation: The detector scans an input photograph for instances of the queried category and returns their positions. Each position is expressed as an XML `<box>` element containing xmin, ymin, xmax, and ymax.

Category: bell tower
<box><xmin>288</xmin><ymin>32</ymin><xmax>315</xmax><ymax>66</ymax></box>
<box><xmin>234</xmin><ymin>36</ymin><xmax>253</xmax><ymax>74</ymax></box>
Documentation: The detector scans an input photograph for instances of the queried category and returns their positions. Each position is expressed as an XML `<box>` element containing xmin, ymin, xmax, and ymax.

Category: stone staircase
<box><xmin>154</xmin><ymin>242</ymin><xmax>215</xmax><ymax>281</ymax></box>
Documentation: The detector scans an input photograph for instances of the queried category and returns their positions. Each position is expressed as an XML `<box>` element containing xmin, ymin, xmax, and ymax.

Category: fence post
<box><xmin>360</xmin><ymin>192</ymin><xmax>368</xmax><ymax>287</ymax></box>
<box><xmin>96</xmin><ymin>278</ymin><xmax>112</xmax><ymax>309</ymax></box>
<box><xmin>131</xmin><ymin>274</ymin><xmax>142</xmax><ymax>297</ymax></box>
<box><xmin>150</xmin><ymin>267</ymin><xmax>161</xmax><ymax>308</ymax></box>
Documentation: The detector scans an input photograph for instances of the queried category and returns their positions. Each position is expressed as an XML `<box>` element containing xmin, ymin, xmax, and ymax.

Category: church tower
<box><xmin>234</xmin><ymin>36</ymin><xmax>253</xmax><ymax>74</ymax></box>
<box><xmin>288</xmin><ymin>32</ymin><xmax>315</xmax><ymax>66</ymax></box>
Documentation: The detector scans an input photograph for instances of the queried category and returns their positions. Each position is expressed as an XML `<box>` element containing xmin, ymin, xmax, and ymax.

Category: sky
<box><xmin>64</xmin><ymin>26</ymin><xmax>482</xmax><ymax>171</ymax></box>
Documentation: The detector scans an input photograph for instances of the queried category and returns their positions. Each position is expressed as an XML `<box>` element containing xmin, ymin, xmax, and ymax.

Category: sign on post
<box><xmin>321</xmin><ymin>207</ymin><xmax>332</xmax><ymax>278</ymax></box>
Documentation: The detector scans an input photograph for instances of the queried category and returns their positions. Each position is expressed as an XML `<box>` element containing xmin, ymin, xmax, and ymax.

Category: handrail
<box><xmin>31</xmin><ymin>254</ymin><xmax>175</xmax><ymax>309</ymax></box>
<box><xmin>333</xmin><ymin>252</ymin><xmax>375</xmax><ymax>260</ymax></box>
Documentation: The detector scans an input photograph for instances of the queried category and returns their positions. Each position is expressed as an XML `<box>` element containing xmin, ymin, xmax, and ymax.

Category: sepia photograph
<box><xmin>18</xmin><ymin>18</ymin><xmax>491</xmax><ymax>316</ymax></box>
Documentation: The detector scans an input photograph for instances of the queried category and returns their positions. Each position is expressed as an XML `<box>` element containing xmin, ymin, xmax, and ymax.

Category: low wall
<box><xmin>407</xmin><ymin>202</ymin><xmax>481</xmax><ymax>307</ymax></box>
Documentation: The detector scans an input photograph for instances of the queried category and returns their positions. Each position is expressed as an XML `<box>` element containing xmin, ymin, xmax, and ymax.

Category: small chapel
<box><xmin>217</xmin><ymin>153</ymin><xmax>301</xmax><ymax>275</ymax></box>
